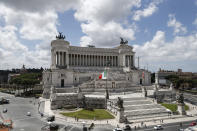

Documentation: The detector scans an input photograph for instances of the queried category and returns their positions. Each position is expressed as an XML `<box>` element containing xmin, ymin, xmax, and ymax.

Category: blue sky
<box><xmin>0</xmin><ymin>0</ymin><xmax>197</xmax><ymax>72</ymax></box>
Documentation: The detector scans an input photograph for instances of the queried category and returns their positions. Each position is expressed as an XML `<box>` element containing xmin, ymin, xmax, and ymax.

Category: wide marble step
<box><xmin>127</xmin><ymin>113</ymin><xmax>169</xmax><ymax>121</ymax></box>
<box><xmin>124</xmin><ymin>100</ymin><xmax>152</xmax><ymax>105</ymax></box>
<box><xmin>123</xmin><ymin>97</ymin><xmax>145</xmax><ymax>101</ymax></box>
<box><xmin>124</xmin><ymin>108</ymin><xmax>169</xmax><ymax>117</ymax></box>
<box><xmin>124</xmin><ymin>104</ymin><xmax>164</xmax><ymax>110</ymax></box>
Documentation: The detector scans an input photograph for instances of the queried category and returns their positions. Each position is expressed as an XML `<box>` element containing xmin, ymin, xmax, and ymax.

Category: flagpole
<box><xmin>105</xmin><ymin>59</ymin><xmax>110</xmax><ymax>100</ymax></box>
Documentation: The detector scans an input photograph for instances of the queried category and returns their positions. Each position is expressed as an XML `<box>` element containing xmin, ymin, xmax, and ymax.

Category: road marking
<box><xmin>69</xmin><ymin>126</ymin><xmax>75</xmax><ymax>131</ymax></box>
<box><xmin>14</xmin><ymin>116</ymin><xmax>37</xmax><ymax>122</ymax></box>
<box><xmin>138</xmin><ymin>123</ymin><xmax>190</xmax><ymax>131</ymax></box>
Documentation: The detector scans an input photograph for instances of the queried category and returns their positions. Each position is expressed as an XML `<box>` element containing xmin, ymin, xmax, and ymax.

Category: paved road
<box><xmin>59</xmin><ymin>125</ymin><xmax>113</xmax><ymax>131</ymax></box>
<box><xmin>184</xmin><ymin>93</ymin><xmax>197</xmax><ymax>105</ymax></box>
<box><xmin>0</xmin><ymin>92</ymin><xmax>46</xmax><ymax>131</ymax></box>
<box><xmin>0</xmin><ymin>92</ymin><xmax>114</xmax><ymax>131</ymax></box>
<box><xmin>1</xmin><ymin>92</ymin><xmax>196</xmax><ymax>131</ymax></box>
<box><xmin>136</xmin><ymin>120</ymin><xmax>195</xmax><ymax>131</ymax></box>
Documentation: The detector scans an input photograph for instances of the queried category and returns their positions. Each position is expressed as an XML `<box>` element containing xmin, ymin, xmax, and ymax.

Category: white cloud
<box><xmin>134</xmin><ymin>31</ymin><xmax>197</xmax><ymax>71</ymax></box>
<box><xmin>167</xmin><ymin>14</ymin><xmax>187</xmax><ymax>35</ymax></box>
<box><xmin>74</xmin><ymin>0</ymin><xmax>141</xmax><ymax>47</ymax></box>
<box><xmin>0</xmin><ymin>3</ymin><xmax>59</xmax><ymax>69</ymax></box>
<box><xmin>0</xmin><ymin>0</ymin><xmax>79</xmax><ymax>13</ymax></box>
<box><xmin>0</xmin><ymin>4</ymin><xmax>58</xmax><ymax>41</ymax></box>
<box><xmin>193</xmin><ymin>17</ymin><xmax>197</xmax><ymax>27</ymax></box>
<box><xmin>19</xmin><ymin>11</ymin><xmax>58</xmax><ymax>40</ymax></box>
<box><xmin>1</xmin><ymin>0</ymin><xmax>142</xmax><ymax>69</ymax></box>
<box><xmin>0</xmin><ymin>25</ymin><xmax>28</xmax><ymax>52</ymax></box>
<box><xmin>80</xmin><ymin>36</ymin><xmax>93</xmax><ymax>47</ymax></box>
<box><xmin>80</xmin><ymin>21</ymin><xmax>135</xmax><ymax>47</ymax></box>
<box><xmin>75</xmin><ymin>0</ymin><xmax>141</xmax><ymax>24</ymax></box>
<box><xmin>132</xmin><ymin>0</ymin><xmax>163</xmax><ymax>21</ymax></box>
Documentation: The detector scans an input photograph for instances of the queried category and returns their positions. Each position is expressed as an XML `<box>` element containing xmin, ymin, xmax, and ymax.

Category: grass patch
<box><xmin>185</xmin><ymin>105</ymin><xmax>189</xmax><ymax>111</ymax></box>
<box><xmin>161</xmin><ymin>103</ymin><xmax>177</xmax><ymax>112</ymax></box>
<box><xmin>35</xmin><ymin>94</ymin><xmax>42</xmax><ymax>98</ymax></box>
<box><xmin>161</xmin><ymin>103</ymin><xmax>189</xmax><ymax>112</ymax></box>
<box><xmin>60</xmin><ymin>109</ymin><xmax>115</xmax><ymax>120</ymax></box>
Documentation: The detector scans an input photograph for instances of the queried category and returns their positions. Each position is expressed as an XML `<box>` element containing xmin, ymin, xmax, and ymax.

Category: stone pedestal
<box><xmin>177</xmin><ymin>103</ymin><xmax>186</xmax><ymax>115</ymax></box>
<box><xmin>117</xmin><ymin>108</ymin><xmax>126</xmax><ymax>123</ymax></box>
<box><xmin>142</xmin><ymin>86</ymin><xmax>147</xmax><ymax>98</ymax></box>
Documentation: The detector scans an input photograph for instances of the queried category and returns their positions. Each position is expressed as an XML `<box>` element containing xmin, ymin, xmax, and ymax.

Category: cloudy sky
<box><xmin>0</xmin><ymin>0</ymin><xmax>197</xmax><ymax>72</ymax></box>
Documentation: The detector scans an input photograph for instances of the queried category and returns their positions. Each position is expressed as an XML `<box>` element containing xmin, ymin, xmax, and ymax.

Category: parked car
<box><xmin>47</xmin><ymin>115</ymin><xmax>55</xmax><ymax>122</ymax></box>
<box><xmin>49</xmin><ymin>123</ymin><xmax>59</xmax><ymax>131</ymax></box>
<box><xmin>190</xmin><ymin>122</ymin><xmax>197</xmax><ymax>126</ymax></box>
<box><xmin>27</xmin><ymin>112</ymin><xmax>31</xmax><ymax>116</ymax></box>
<box><xmin>0</xmin><ymin>98</ymin><xmax>9</xmax><ymax>104</ymax></box>
<box><xmin>113</xmin><ymin>128</ymin><xmax>123</xmax><ymax>131</ymax></box>
<box><xmin>3</xmin><ymin>108</ymin><xmax>7</xmax><ymax>113</ymax></box>
<box><xmin>123</xmin><ymin>125</ymin><xmax>132</xmax><ymax>131</ymax></box>
<box><xmin>154</xmin><ymin>125</ymin><xmax>163</xmax><ymax>130</ymax></box>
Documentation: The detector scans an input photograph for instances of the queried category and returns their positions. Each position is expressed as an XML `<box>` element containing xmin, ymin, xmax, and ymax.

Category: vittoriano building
<box><xmin>51</xmin><ymin>40</ymin><xmax>135</xmax><ymax>69</ymax></box>
<box><xmin>42</xmin><ymin>34</ymin><xmax>151</xmax><ymax>98</ymax></box>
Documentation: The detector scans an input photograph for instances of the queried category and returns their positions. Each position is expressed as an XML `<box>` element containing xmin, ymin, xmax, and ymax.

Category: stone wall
<box><xmin>50</xmin><ymin>92</ymin><xmax>106</xmax><ymax>110</ymax></box>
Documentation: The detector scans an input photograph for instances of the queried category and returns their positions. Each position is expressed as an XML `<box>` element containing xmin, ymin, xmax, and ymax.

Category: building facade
<box><xmin>155</xmin><ymin>68</ymin><xmax>197</xmax><ymax>86</ymax></box>
<box><xmin>51</xmin><ymin>39</ymin><xmax>135</xmax><ymax>70</ymax></box>
<box><xmin>42</xmin><ymin>36</ymin><xmax>151</xmax><ymax>98</ymax></box>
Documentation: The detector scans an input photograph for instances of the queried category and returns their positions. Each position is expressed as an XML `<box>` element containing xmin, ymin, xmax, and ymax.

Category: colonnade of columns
<box><xmin>69</xmin><ymin>54</ymin><xmax>118</xmax><ymax>67</ymax></box>
<box><xmin>56</xmin><ymin>52</ymin><xmax>67</xmax><ymax>66</ymax></box>
<box><xmin>54</xmin><ymin>52</ymin><xmax>134</xmax><ymax>68</ymax></box>
<box><xmin>125</xmin><ymin>55</ymin><xmax>133</xmax><ymax>67</ymax></box>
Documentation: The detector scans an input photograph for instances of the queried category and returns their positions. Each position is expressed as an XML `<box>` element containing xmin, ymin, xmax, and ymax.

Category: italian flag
<box><xmin>99</xmin><ymin>70</ymin><xmax>107</xmax><ymax>79</ymax></box>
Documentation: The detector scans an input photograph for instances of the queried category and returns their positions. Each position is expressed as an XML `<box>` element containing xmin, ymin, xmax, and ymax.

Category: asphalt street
<box><xmin>0</xmin><ymin>92</ymin><xmax>114</xmax><ymax>131</ymax></box>
<box><xmin>136</xmin><ymin>120</ymin><xmax>195</xmax><ymax>131</ymax></box>
<box><xmin>0</xmin><ymin>92</ymin><xmax>46</xmax><ymax>131</ymax></box>
<box><xmin>184</xmin><ymin>93</ymin><xmax>197</xmax><ymax>105</ymax></box>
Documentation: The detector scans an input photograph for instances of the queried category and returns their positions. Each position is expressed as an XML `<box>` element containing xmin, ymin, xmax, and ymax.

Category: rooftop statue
<box><xmin>120</xmin><ymin>37</ymin><xmax>128</xmax><ymax>45</ymax></box>
<box><xmin>56</xmin><ymin>32</ymin><xmax>65</xmax><ymax>40</ymax></box>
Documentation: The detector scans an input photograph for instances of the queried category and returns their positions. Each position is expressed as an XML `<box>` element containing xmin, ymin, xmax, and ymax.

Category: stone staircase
<box><xmin>123</xmin><ymin>97</ymin><xmax>170</xmax><ymax>121</ymax></box>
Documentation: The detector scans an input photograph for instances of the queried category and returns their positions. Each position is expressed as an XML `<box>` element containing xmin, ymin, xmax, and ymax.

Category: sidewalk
<box><xmin>40</xmin><ymin>97</ymin><xmax>197</xmax><ymax>129</ymax></box>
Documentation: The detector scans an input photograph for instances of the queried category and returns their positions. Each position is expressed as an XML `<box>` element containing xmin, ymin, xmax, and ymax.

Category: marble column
<box><xmin>92</xmin><ymin>55</ymin><xmax>94</xmax><ymax>66</ymax></box>
<box><xmin>83</xmin><ymin>55</ymin><xmax>85</xmax><ymax>66</ymax></box>
<box><xmin>64</xmin><ymin>52</ymin><xmax>66</xmax><ymax>66</ymax></box>
<box><xmin>61</xmin><ymin>52</ymin><xmax>64</xmax><ymax>66</ymax></box>
<box><xmin>99</xmin><ymin>56</ymin><xmax>101</xmax><ymax>67</ymax></box>
<box><xmin>88</xmin><ymin>55</ymin><xmax>90</xmax><ymax>66</ymax></box>
<box><xmin>56</xmin><ymin>52</ymin><xmax>58</xmax><ymax>66</ymax></box>
<box><xmin>114</xmin><ymin>56</ymin><xmax>116</xmax><ymax>67</ymax></box>
<box><xmin>52</xmin><ymin>51</ymin><xmax>55</xmax><ymax>67</ymax></box>
<box><xmin>103</xmin><ymin>55</ymin><xmax>104</xmax><ymax>66</ymax></box>
<box><xmin>58</xmin><ymin>52</ymin><xmax>61</xmax><ymax>66</ymax></box>
<box><xmin>57</xmin><ymin>52</ymin><xmax>60</xmax><ymax>66</ymax></box>
<box><xmin>73</xmin><ymin>54</ymin><xmax>75</xmax><ymax>66</ymax></box>
<box><xmin>85</xmin><ymin>55</ymin><xmax>87</xmax><ymax>66</ymax></box>
<box><xmin>70</xmin><ymin>54</ymin><xmax>72</xmax><ymax>66</ymax></box>
<box><xmin>111</xmin><ymin>56</ymin><xmax>113</xmax><ymax>67</ymax></box>
<box><xmin>74</xmin><ymin>54</ymin><xmax>76</xmax><ymax>66</ymax></box>
<box><xmin>116</xmin><ymin>56</ymin><xmax>119</xmax><ymax>66</ymax></box>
